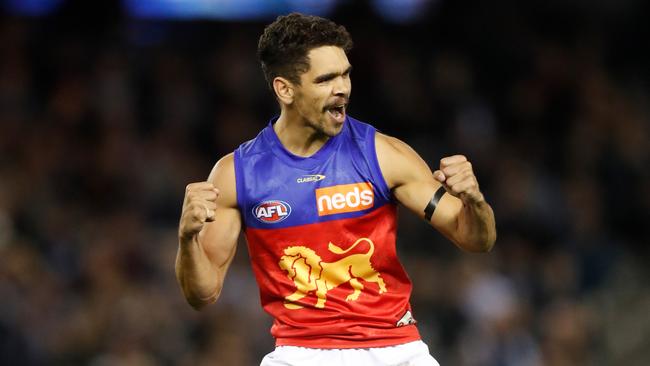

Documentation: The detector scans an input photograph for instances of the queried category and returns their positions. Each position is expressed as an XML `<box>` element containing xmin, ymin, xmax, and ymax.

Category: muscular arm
<box><xmin>175</xmin><ymin>153</ymin><xmax>241</xmax><ymax>310</ymax></box>
<box><xmin>375</xmin><ymin>133</ymin><xmax>496</xmax><ymax>252</ymax></box>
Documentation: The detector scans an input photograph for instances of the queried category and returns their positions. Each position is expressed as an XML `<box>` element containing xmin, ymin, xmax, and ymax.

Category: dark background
<box><xmin>1</xmin><ymin>0</ymin><xmax>649</xmax><ymax>365</ymax></box>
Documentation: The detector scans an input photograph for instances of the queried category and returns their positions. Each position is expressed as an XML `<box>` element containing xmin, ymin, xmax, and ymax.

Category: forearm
<box><xmin>175</xmin><ymin>235</ymin><xmax>223</xmax><ymax>310</ymax></box>
<box><xmin>455</xmin><ymin>199</ymin><xmax>496</xmax><ymax>252</ymax></box>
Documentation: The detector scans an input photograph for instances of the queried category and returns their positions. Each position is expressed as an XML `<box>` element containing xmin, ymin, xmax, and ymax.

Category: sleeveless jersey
<box><xmin>234</xmin><ymin>116</ymin><xmax>420</xmax><ymax>348</ymax></box>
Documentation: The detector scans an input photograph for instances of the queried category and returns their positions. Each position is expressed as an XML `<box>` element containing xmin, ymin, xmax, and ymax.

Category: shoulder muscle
<box><xmin>207</xmin><ymin>153</ymin><xmax>237</xmax><ymax>209</ymax></box>
<box><xmin>375</xmin><ymin>132</ymin><xmax>436</xmax><ymax>190</ymax></box>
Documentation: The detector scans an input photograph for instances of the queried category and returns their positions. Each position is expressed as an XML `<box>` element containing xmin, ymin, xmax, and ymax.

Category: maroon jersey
<box><xmin>234</xmin><ymin>117</ymin><xmax>420</xmax><ymax>348</ymax></box>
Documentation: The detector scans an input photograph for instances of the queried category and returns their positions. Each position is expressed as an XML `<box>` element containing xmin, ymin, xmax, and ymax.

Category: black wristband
<box><xmin>424</xmin><ymin>186</ymin><xmax>447</xmax><ymax>222</ymax></box>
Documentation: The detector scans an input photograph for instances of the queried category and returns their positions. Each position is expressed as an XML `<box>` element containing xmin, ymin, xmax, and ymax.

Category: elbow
<box><xmin>185</xmin><ymin>290</ymin><xmax>220</xmax><ymax>311</ymax></box>
<box><xmin>475</xmin><ymin>231</ymin><xmax>497</xmax><ymax>253</ymax></box>
<box><xmin>479</xmin><ymin>237</ymin><xmax>496</xmax><ymax>253</ymax></box>
<box><xmin>484</xmin><ymin>227</ymin><xmax>497</xmax><ymax>252</ymax></box>
<box><xmin>177</xmin><ymin>278</ymin><xmax>222</xmax><ymax>311</ymax></box>
<box><xmin>462</xmin><ymin>242</ymin><xmax>493</xmax><ymax>253</ymax></box>
<box><xmin>456</xmin><ymin>232</ymin><xmax>496</xmax><ymax>253</ymax></box>
<box><xmin>187</xmin><ymin>298</ymin><xmax>206</xmax><ymax>311</ymax></box>
<box><xmin>487</xmin><ymin>232</ymin><xmax>497</xmax><ymax>252</ymax></box>
<box><xmin>480</xmin><ymin>230</ymin><xmax>497</xmax><ymax>253</ymax></box>
<box><xmin>187</xmin><ymin>296</ymin><xmax>216</xmax><ymax>311</ymax></box>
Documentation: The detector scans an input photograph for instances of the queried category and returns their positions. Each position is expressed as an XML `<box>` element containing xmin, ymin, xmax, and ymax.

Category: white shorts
<box><xmin>260</xmin><ymin>340</ymin><xmax>440</xmax><ymax>366</ymax></box>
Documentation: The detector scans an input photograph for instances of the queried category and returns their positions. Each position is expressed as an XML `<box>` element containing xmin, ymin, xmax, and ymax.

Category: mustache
<box><xmin>323</xmin><ymin>96</ymin><xmax>350</xmax><ymax>110</ymax></box>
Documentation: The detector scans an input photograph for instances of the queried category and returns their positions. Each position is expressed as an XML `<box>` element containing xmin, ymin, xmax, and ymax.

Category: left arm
<box><xmin>375</xmin><ymin>133</ymin><xmax>496</xmax><ymax>252</ymax></box>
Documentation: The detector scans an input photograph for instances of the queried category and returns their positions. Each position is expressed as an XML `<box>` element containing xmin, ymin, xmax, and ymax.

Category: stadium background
<box><xmin>1</xmin><ymin>0</ymin><xmax>649</xmax><ymax>365</ymax></box>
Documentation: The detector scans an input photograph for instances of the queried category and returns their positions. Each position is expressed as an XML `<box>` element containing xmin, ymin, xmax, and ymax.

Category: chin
<box><xmin>323</xmin><ymin>116</ymin><xmax>346</xmax><ymax>136</ymax></box>
<box><xmin>321</xmin><ymin>122</ymin><xmax>344</xmax><ymax>138</ymax></box>
<box><xmin>311</xmin><ymin>118</ymin><xmax>344</xmax><ymax>138</ymax></box>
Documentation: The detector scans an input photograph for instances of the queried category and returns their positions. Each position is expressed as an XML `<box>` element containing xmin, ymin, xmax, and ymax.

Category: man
<box><xmin>176</xmin><ymin>13</ymin><xmax>496</xmax><ymax>366</ymax></box>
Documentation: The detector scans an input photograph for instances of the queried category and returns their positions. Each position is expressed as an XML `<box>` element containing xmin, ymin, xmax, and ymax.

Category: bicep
<box><xmin>376</xmin><ymin>133</ymin><xmax>463</xmax><ymax>242</ymax></box>
<box><xmin>198</xmin><ymin>153</ymin><xmax>242</xmax><ymax>271</ymax></box>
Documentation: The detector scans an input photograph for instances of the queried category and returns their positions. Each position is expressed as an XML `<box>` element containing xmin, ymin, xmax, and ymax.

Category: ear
<box><xmin>273</xmin><ymin>77</ymin><xmax>295</xmax><ymax>105</ymax></box>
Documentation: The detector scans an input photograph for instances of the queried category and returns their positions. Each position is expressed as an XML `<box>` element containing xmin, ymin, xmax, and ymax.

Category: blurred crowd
<box><xmin>1</xmin><ymin>1</ymin><xmax>649</xmax><ymax>365</ymax></box>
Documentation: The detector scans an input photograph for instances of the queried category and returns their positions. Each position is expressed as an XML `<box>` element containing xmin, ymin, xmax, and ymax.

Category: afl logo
<box><xmin>253</xmin><ymin>200</ymin><xmax>292</xmax><ymax>223</ymax></box>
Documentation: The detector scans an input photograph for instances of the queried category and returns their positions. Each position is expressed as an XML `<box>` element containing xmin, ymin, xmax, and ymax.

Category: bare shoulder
<box><xmin>375</xmin><ymin>132</ymin><xmax>434</xmax><ymax>189</ymax></box>
<box><xmin>207</xmin><ymin>153</ymin><xmax>238</xmax><ymax>209</ymax></box>
<box><xmin>375</xmin><ymin>132</ymin><xmax>412</xmax><ymax>154</ymax></box>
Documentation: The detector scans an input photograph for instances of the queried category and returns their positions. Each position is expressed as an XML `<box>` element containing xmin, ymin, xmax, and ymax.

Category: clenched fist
<box><xmin>179</xmin><ymin>182</ymin><xmax>220</xmax><ymax>242</ymax></box>
<box><xmin>433</xmin><ymin>155</ymin><xmax>484</xmax><ymax>204</ymax></box>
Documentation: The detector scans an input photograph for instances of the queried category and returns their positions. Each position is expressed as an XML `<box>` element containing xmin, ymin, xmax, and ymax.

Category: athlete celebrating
<box><xmin>176</xmin><ymin>13</ymin><xmax>496</xmax><ymax>366</ymax></box>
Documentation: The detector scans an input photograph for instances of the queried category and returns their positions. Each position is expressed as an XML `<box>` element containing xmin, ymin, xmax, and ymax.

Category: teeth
<box><xmin>327</xmin><ymin>105</ymin><xmax>345</xmax><ymax>121</ymax></box>
<box><xmin>328</xmin><ymin>109</ymin><xmax>342</xmax><ymax>118</ymax></box>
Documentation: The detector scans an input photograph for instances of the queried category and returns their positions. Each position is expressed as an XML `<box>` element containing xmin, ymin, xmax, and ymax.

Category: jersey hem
<box><xmin>274</xmin><ymin>332</ymin><xmax>421</xmax><ymax>349</ymax></box>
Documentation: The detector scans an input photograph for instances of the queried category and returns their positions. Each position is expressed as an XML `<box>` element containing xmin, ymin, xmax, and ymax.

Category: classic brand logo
<box><xmin>253</xmin><ymin>200</ymin><xmax>291</xmax><ymax>223</ymax></box>
<box><xmin>315</xmin><ymin>182</ymin><xmax>374</xmax><ymax>216</ymax></box>
<box><xmin>297</xmin><ymin>174</ymin><xmax>326</xmax><ymax>183</ymax></box>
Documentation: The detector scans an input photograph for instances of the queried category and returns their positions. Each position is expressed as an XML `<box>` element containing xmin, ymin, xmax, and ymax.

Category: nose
<box><xmin>332</xmin><ymin>75</ymin><xmax>350</xmax><ymax>97</ymax></box>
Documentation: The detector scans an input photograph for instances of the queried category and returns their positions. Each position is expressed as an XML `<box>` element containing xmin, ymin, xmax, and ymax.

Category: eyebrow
<box><xmin>313</xmin><ymin>65</ymin><xmax>353</xmax><ymax>84</ymax></box>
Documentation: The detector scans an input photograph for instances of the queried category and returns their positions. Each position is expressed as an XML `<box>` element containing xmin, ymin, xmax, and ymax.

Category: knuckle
<box><xmin>191</xmin><ymin>223</ymin><xmax>202</xmax><ymax>232</ymax></box>
<box><xmin>191</xmin><ymin>206</ymin><xmax>203</xmax><ymax>217</ymax></box>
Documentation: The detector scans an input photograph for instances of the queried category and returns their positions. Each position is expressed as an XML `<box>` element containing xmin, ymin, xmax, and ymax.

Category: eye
<box><xmin>314</xmin><ymin>76</ymin><xmax>332</xmax><ymax>84</ymax></box>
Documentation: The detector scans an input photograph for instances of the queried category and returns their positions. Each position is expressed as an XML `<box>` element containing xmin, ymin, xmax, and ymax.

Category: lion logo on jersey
<box><xmin>278</xmin><ymin>238</ymin><xmax>387</xmax><ymax>309</ymax></box>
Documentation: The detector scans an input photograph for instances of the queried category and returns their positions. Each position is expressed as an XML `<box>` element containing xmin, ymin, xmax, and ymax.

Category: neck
<box><xmin>274</xmin><ymin>110</ymin><xmax>330</xmax><ymax>157</ymax></box>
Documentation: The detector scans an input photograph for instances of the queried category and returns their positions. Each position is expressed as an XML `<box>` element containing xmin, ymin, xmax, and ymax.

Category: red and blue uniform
<box><xmin>234</xmin><ymin>116</ymin><xmax>420</xmax><ymax>348</ymax></box>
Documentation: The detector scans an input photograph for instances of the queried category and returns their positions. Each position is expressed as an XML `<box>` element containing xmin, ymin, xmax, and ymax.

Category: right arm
<box><xmin>175</xmin><ymin>153</ymin><xmax>241</xmax><ymax>310</ymax></box>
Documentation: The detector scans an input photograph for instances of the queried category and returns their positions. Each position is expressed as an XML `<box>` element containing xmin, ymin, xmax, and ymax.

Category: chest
<box><xmin>239</xmin><ymin>149</ymin><xmax>386</xmax><ymax>229</ymax></box>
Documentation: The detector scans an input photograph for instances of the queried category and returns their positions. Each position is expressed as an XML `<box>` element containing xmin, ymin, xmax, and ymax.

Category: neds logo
<box><xmin>253</xmin><ymin>200</ymin><xmax>291</xmax><ymax>223</ymax></box>
<box><xmin>315</xmin><ymin>182</ymin><xmax>374</xmax><ymax>216</ymax></box>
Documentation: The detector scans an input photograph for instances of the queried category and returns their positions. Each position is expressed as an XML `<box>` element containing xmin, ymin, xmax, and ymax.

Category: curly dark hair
<box><xmin>257</xmin><ymin>13</ymin><xmax>353</xmax><ymax>90</ymax></box>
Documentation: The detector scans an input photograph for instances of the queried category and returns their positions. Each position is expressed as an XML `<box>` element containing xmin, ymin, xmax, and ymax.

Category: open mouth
<box><xmin>326</xmin><ymin>104</ymin><xmax>346</xmax><ymax>123</ymax></box>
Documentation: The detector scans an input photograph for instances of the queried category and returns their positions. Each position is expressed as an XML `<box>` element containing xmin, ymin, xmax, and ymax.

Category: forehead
<box><xmin>305</xmin><ymin>46</ymin><xmax>350</xmax><ymax>75</ymax></box>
